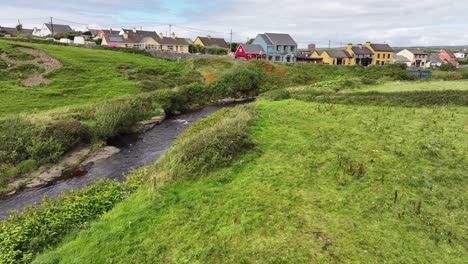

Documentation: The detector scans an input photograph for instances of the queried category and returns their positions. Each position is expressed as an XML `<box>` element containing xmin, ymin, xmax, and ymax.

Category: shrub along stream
<box><xmin>0</xmin><ymin>104</ymin><xmax>256</xmax><ymax>264</ymax></box>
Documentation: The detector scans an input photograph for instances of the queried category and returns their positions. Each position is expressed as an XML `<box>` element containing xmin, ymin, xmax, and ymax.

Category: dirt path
<box><xmin>16</xmin><ymin>47</ymin><xmax>63</xmax><ymax>86</ymax></box>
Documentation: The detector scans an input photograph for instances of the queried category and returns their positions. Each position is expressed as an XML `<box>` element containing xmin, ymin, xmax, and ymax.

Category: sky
<box><xmin>1</xmin><ymin>0</ymin><xmax>467</xmax><ymax>48</ymax></box>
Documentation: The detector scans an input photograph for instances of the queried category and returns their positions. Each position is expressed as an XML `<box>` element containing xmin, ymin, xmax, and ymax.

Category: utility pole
<box><xmin>168</xmin><ymin>24</ymin><xmax>172</xmax><ymax>37</ymax></box>
<box><xmin>230</xmin><ymin>29</ymin><xmax>233</xmax><ymax>53</ymax></box>
<box><xmin>328</xmin><ymin>40</ymin><xmax>331</xmax><ymax>49</ymax></box>
<box><xmin>50</xmin><ymin>16</ymin><xmax>54</xmax><ymax>36</ymax></box>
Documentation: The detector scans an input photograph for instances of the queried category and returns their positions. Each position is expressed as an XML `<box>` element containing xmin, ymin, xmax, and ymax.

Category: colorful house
<box><xmin>310</xmin><ymin>49</ymin><xmax>353</xmax><ymax>65</ymax></box>
<box><xmin>365</xmin><ymin>42</ymin><xmax>394</xmax><ymax>65</ymax></box>
<box><xmin>235</xmin><ymin>44</ymin><xmax>266</xmax><ymax>60</ymax></box>
<box><xmin>345</xmin><ymin>44</ymin><xmax>374</xmax><ymax>66</ymax></box>
<box><xmin>194</xmin><ymin>36</ymin><xmax>230</xmax><ymax>54</ymax></box>
<box><xmin>252</xmin><ymin>33</ymin><xmax>297</xmax><ymax>63</ymax></box>
<box><xmin>396</xmin><ymin>49</ymin><xmax>428</xmax><ymax>68</ymax></box>
<box><xmin>101</xmin><ymin>30</ymin><xmax>189</xmax><ymax>53</ymax></box>
<box><xmin>439</xmin><ymin>49</ymin><xmax>459</xmax><ymax>67</ymax></box>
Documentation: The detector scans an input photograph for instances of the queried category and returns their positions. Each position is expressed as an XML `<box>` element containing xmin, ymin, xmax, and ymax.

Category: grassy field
<box><xmin>0</xmin><ymin>40</ymin><xmax>185</xmax><ymax>117</ymax></box>
<box><xmin>354</xmin><ymin>80</ymin><xmax>468</xmax><ymax>93</ymax></box>
<box><xmin>34</xmin><ymin>84</ymin><xmax>467</xmax><ymax>263</ymax></box>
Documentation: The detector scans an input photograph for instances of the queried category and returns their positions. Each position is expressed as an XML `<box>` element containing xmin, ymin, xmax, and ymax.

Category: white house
<box><xmin>396</xmin><ymin>49</ymin><xmax>429</xmax><ymax>68</ymax></box>
<box><xmin>454</xmin><ymin>51</ymin><xmax>468</xmax><ymax>59</ymax></box>
<box><xmin>33</xmin><ymin>23</ymin><xmax>74</xmax><ymax>37</ymax></box>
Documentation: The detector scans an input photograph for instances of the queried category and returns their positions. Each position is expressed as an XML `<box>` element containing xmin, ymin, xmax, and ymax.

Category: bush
<box><xmin>151</xmin><ymin>104</ymin><xmax>256</xmax><ymax>186</ymax></box>
<box><xmin>0</xmin><ymin>59</ymin><xmax>8</xmax><ymax>69</ymax></box>
<box><xmin>26</xmin><ymin>138</ymin><xmax>64</xmax><ymax>164</ymax></box>
<box><xmin>42</xmin><ymin>119</ymin><xmax>91</xmax><ymax>150</ymax></box>
<box><xmin>218</xmin><ymin>63</ymin><xmax>261</xmax><ymax>97</ymax></box>
<box><xmin>0</xmin><ymin>116</ymin><xmax>37</xmax><ymax>164</ymax></box>
<box><xmin>439</xmin><ymin>63</ymin><xmax>457</xmax><ymax>71</ymax></box>
<box><xmin>94</xmin><ymin>98</ymin><xmax>147</xmax><ymax>138</ymax></box>
<box><xmin>0</xmin><ymin>171</ymin><xmax>145</xmax><ymax>264</ymax></box>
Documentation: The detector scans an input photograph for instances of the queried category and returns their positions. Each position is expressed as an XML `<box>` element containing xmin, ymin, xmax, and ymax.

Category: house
<box><xmin>427</xmin><ymin>53</ymin><xmax>444</xmax><ymax>68</ymax></box>
<box><xmin>365</xmin><ymin>41</ymin><xmax>393</xmax><ymax>65</ymax></box>
<box><xmin>194</xmin><ymin>36</ymin><xmax>230</xmax><ymax>54</ymax></box>
<box><xmin>310</xmin><ymin>49</ymin><xmax>353</xmax><ymax>65</ymax></box>
<box><xmin>0</xmin><ymin>26</ymin><xmax>33</xmax><ymax>35</ymax></box>
<box><xmin>396</xmin><ymin>49</ymin><xmax>428</xmax><ymax>68</ymax></box>
<box><xmin>102</xmin><ymin>30</ymin><xmax>190</xmax><ymax>53</ymax></box>
<box><xmin>235</xmin><ymin>44</ymin><xmax>265</xmax><ymax>60</ymax></box>
<box><xmin>439</xmin><ymin>49</ymin><xmax>459</xmax><ymax>67</ymax></box>
<box><xmin>454</xmin><ymin>50</ymin><xmax>468</xmax><ymax>59</ymax></box>
<box><xmin>154</xmin><ymin>33</ymin><xmax>190</xmax><ymax>53</ymax></box>
<box><xmin>33</xmin><ymin>23</ymin><xmax>74</xmax><ymax>37</ymax></box>
<box><xmin>345</xmin><ymin>43</ymin><xmax>374</xmax><ymax>66</ymax></box>
<box><xmin>393</xmin><ymin>54</ymin><xmax>412</xmax><ymax>67</ymax></box>
<box><xmin>252</xmin><ymin>33</ymin><xmax>298</xmax><ymax>63</ymax></box>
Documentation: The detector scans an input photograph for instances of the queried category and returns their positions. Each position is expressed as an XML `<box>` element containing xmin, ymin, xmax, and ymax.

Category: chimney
<box><xmin>171</xmin><ymin>32</ymin><xmax>176</xmax><ymax>39</ymax></box>
<box><xmin>365</xmin><ymin>41</ymin><xmax>371</xmax><ymax>48</ymax></box>
<box><xmin>308</xmin><ymin>44</ymin><xmax>316</xmax><ymax>50</ymax></box>
<box><xmin>207</xmin><ymin>35</ymin><xmax>211</xmax><ymax>39</ymax></box>
<box><xmin>123</xmin><ymin>33</ymin><xmax>128</xmax><ymax>39</ymax></box>
<box><xmin>159</xmin><ymin>32</ymin><xmax>164</xmax><ymax>39</ymax></box>
<box><xmin>347</xmin><ymin>43</ymin><xmax>353</xmax><ymax>49</ymax></box>
<box><xmin>132</xmin><ymin>27</ymin><xmax>136</xmax><ymax>33</ymax></box>
<box><xmin>357</xmin><ymin>43</ymin><xmax>362</xmax><ymax>49</ymax></box>
<box><xmin>109</xmin><ymin>28</ymin><xmax>113</xmax><ymax>34</ymax></box>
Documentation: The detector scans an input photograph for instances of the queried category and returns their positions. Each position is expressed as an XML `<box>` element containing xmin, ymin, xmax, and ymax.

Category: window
<box><xmin>276</xmin><ymin>56</ymin><xmax>281</xmax><ymax>61</ymax></box>
<box><xmin>387</xmin><ymin>54</ymin><xmax>391</xmax><ymax>59</ymax></box>
<box><xmin>268</xmin><ymin>56</ymin><xmax>273</xmax><ymax>61</ymax></box>
<box><xmin>168</xmin><ymin>45</ymin><xmax>174</xmax><ymax>51</ymax></box>
<box><xmin>291</xmin><ymin>46</ymin><xmax>295</xmax><ymax>52</ymax></box>
<box><xmin>277</xmin><ymin>46</ymin><xmax>281</xmax><ymax>51</ymax></box>
<box><xmin>376</xmin><ymin>60</ymin><xmax>380</xmax><ymax>65</ymax></box>
<box><xmin>377</xmin><ymin>54</ymin><xmax>380</xmax><ymax>59</ymax></box>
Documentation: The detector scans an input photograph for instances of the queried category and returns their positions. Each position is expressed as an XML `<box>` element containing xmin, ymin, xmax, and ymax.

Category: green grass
<box><xmin>0</xmin><ymin>40</ymin><xmax>184</xmax><ymax>117</ymax></box>
<box><xmin>354</xmin><ymin>80</ymin><xmax>468</xmax><ymax>93</ymax></box>
<box><xmin>34</xmin><ymin>96</ymin><xmax>467</xmax><ymax>263</ymax></box>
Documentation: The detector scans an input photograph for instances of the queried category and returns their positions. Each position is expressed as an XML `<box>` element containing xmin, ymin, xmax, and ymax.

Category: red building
<box><xmin>439</xmin><ymin>49</ymin><xmax>459</xmax><ymax>67</ymax></box>
<box><xmin>235</xmin><ymin>44</ymin><xmax>266</xmax><ymax>60</ymax></box>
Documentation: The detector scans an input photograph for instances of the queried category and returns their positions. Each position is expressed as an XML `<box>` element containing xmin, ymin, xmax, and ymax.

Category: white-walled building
<box><xmin>33</xmin><ymin>23</ymin><xmax>73</xmax><ymax>37</ymax></box>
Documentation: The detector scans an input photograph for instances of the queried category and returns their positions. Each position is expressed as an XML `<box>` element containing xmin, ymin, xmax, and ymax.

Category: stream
<box><xmin>0</xmin><ymin>105</ymin><xmax>229</xmax><ymax>220</ymax></box>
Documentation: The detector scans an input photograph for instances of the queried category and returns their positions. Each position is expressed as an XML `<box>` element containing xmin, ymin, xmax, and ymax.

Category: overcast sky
<box><xmin>1</xmin><ymin>0</ymin><xmax>467</xmax><ymax>47</ymax></box>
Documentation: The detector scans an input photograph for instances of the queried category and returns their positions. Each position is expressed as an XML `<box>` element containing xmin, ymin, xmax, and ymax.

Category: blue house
<box><xmin>252</xmin><ymin>33</ymin><xmax>298</xmax><ymax>63</ymax></box>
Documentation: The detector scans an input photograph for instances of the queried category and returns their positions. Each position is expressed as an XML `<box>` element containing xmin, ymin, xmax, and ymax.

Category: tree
<box><xmin>246</xmin><ymin>38</ymin><xmax>254</xmax><ymax>44</ymax></box>
<box><xmin>16</xmin><ymin>23</ymin><xmax>22</xmax><ymax>32</ymax></box>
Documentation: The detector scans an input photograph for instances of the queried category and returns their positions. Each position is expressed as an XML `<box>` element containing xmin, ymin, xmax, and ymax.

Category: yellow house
<box><xmin>194</xmin><ymin>35</ymin><xmax>230</xmax><ymax>54</ymax></box>
<box><xmin>101</xmin><ymin>31</ymin><xmax>189</xmax><ymax>53</ymax></box>
<box><xmin>365</xmin><ymin>41</ymin><xmax>394</xmax><ymax>65</ymax></box>
<box><xmin>310</xmin><ymin>49</ymin><xmax>353</xmax><ymax>65</ymax></box>
<box><xmin>345</xmin><ymin>43</ymin><xmax>374</xmax><ymax>66</ymax></box>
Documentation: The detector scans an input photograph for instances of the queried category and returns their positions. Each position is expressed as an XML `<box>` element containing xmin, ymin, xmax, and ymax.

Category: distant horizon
<box><xmin>1</xmin><ymin>0</ymin><xmax>467</xmax><ymax>48</ymax></box>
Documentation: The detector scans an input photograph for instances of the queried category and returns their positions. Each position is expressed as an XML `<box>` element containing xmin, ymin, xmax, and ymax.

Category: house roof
<box><xmin>241</xmin><ymin>44</ymin><xmax>265</xmax><ymax>54</ymax></box>
<box><xmin>351</xmin><ymin>46</ymin><xmax>373</xmax><ymax>55</ymax></box>
<box><xmin>441</xmin><ymin>49</ymin><xmax>456</xmax><ymax>58</ymax></box>
<box><xmin>0</xmin><ymin>27</ymin><xmax>33</xmax><ymax>34</ymax></box>
<box><xmin>262</xmin><ymin>33</ymin><xmax>297</xmax><ymax>46</ymax></box>
<box><xmin>428</xmin><ymin>54</ymin><xmax>443</xmax><ymax>63</ymax></box>
<box><xmin>45</xmin><ymin>23</ymin><xmax>73</xmax><ymax>33</ymax></box>
<box><xmin>370</xmin><ymin>43</ymin><xmax>393</xmax><ymax>52</ymax></box>
<box><xmin>103</xmin><ymin>33</ymin><xmax>125</xmax><ymax>43</ymax></box>
<box><xmin>408</xmin><ymin>49</ymin><xmax>428</xmax><ymax>55</ymax></box>
<box><xmin>156</xmin><ymin>36</ymin><xmax>190</xmax><ymax>46</ymax></box>
<box><xmin>324</xmin><ymin>49</ymin><xmax>353</xmax><ymax>58</ymax></box>
<box><xmin>196</xmin><ymin>36</ymin><xmax>229</xmax><ymax>49</ymax></box>
<box><xmin>394</xmin><ymin>55</ymin><xmax>411</xmax><ymax>63</ymax></box>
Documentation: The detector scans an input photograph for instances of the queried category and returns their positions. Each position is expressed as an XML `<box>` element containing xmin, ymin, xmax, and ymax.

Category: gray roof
<box><xmin>394</xmin><ymin>55</ymin><xmax>411</xmax><ymax>62</ymax></box>
<box><xmin>370</xmin><ymin>43</ymin><xmax>393</xmax><ymax>52</ymax></box>
<box><xmin>260</xmin><ymin>33</ymin><xmax>297</xmax><ymax>46</ymax></box>
<box><xmin>324</xmin><ymin>49</ymin><xmax>352</xmax><ymax>58</ymax></box>
<box><xmin>408</xmin><ymin>49</ymin><xmax>428</xmax><ymax>55</ymax></box>
<box><xmin>428</xmin><ymin>54</ymin><xmax>443</xmax><ymax>63</ymax></box>
<box><xmin>0</xmin><ymin>27</ymin><xmax>33</xmax><ymax>34</ymax></box>
<box><xmin>156</xmin><ymin>36</ymin><xmax>190</xmax><ymax>46</ymax></box>
<box><xmin>45</xmin><ymin>23</ymin><xmax>73</xmax><ymax>33</ymax></box>
<box><xmin>196</xmin><ymin>36</ymin><xmax>229</xmax><ymax>49</ymax></box>
<box><xmin>351</xmin><ymin>46</ymin><xmax>373</xmax><ymax>55</ymax></box>
<box><xmin>241</xmin><ymin>44</ymin><xmax>265</xmax><ymax>54</ymax></box>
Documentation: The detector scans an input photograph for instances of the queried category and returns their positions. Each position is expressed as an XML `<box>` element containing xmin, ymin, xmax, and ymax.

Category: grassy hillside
<box><xmin>0</xmin><ymin>40</ymin><xmax>185</xmax><ymax>117</ymax></box>
<box><xmin>34</xmin><ymin>84</ymin><xmax>467</xmax><ymax>263</ymax></box>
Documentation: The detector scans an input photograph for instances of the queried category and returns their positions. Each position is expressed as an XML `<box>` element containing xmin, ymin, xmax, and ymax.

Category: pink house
<box><xmin>439</xmin><ymin>49</ymin><xmax>459</xmax><ymax>67</ymax></box>
<box><xmin>235</xmin><ymin>44</ymin><xmax>266</xmax><ymax>61</ymax></box>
